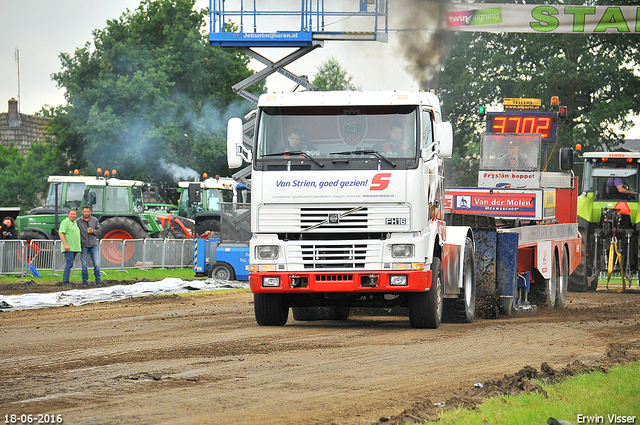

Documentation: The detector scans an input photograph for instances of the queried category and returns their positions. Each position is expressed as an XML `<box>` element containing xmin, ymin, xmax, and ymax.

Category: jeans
<box><xmin>81</xmin><ymin>246</ymin><xmax>102</xmax><ymax>284</ymax></box>
<box><xmin>63</xmin><ymin>251</ymin><xmax>78</xmax><ymax>284</ymax></box>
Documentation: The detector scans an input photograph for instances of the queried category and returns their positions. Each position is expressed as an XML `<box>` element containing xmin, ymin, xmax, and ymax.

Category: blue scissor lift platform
<box><xmin>208</xmin><ymin>0</ymin><xmax>389</xmax><ymax>103</ymax></box>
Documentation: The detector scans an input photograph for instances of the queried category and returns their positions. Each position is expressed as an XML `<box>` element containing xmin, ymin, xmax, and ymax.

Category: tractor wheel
<box><xmin>208</xmin><ymin>262</ymin><xmax>235</xmax><ymax>281</ymax></box>
<box><xmin>195</xmin><ymin>219</ymin><xmax>220</xmax><ymax>237</ymax></box>
<box><xmin>569</xmin><ymin>225</ymin><xmax>589</xmax><ymax>292</ymax></box>
<box><xmin>556</xmin><ymin>247</ymin><xmax>569</xmax><ymax>309</ymax></box>
<box><xmin>408</xmin><ymin>257</ymin><xmax>443</xmax><ymax>329</ymax></box>
<box><xmin>254</xmin><ymin>293</ymin><xmax>289</xmax><ymax>326</ymax></box>
<box><xmin>18</xmin><ymin>231</ymin><xmax>48</xmax><ymax>266</ymax></box>
<box><xmin>100</xmin><ymin>217</ymin><xmax>148</xmax><ymax>265</ymax></box>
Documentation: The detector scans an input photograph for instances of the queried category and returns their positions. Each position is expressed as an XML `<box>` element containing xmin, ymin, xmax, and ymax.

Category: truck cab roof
<box><xmin>257</xmin><ymin>90</ymin><xmax>442</xmax><ymax>121</ymax></box>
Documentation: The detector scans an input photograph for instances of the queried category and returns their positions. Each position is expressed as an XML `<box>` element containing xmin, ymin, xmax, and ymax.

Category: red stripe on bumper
<box><xmin>250</xmin><ymin>270</ymin><xmax>431</xmax><ymax>293</ymax></box>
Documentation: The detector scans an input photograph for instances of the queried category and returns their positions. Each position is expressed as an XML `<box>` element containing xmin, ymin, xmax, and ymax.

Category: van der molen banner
<box><xmin>445</xmin><ymin>4</ymin><xmax>640</xmax><ymax>33</ymax></box>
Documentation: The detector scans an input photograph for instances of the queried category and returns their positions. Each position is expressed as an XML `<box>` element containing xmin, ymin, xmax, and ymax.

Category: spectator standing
<box><xmin>1</xmin><ymin>217</ymin><xmax>18</xmax><ymax>272</ymax></box>
<box><xmin>1</xmin><ymin>217</ymin><xmax>18</xmax><ymax>240</ymax></box>
<box><xmin>76</xmin><ymin>205</ymin><xmax>102</xmax><ymax>286</ymax></box>
<box><xmin>59</xmin><ymin>209</ymin><xmax>81</xmax><ymax>285</ymax></box>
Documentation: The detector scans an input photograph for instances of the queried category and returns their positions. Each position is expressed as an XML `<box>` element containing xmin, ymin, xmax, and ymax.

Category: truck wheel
<box><xmin>568</xmin><ymin>225</ymin><xmax>589</xmax><ymax>292</ymax></box>
<box><xmin>542</xmin><ymin>253</ymin><xmax>559</xmax><ymax>308</ymax></box>
<box><xmin>556</xmin><ymin>247</ymin><xmax>569</xmax><ymax>309</ymax></box>
<box><xmin>254</xmin><ymin>293</ymin><xmax>289</xmax><ymax>326</ymax></box>
<box><xmin>451</xmin><ymin>236</ymin><xmax>476</xmax><ymax>323</ymax></box>
<box><xmin>331</xmin><ymin>307</ymin><xmax>351</xmax><ymax>321</ymax></box>
<box><xmin>100</xmin><ymin>217</ymin><xmax>148</xmax><ymax>265</ymax></box>
<box><xmin>208</xmin><ymin>262</ymin><xmax>235</xmax><ymax>281</ymax></box>
<box><xmin>408</xmin><ymin>257</ymin><xmax>443</xmax><ymax>329</ymax></box>
<box><xmin>292</xmin><ymin>307</ymin><xmax>350</xmax><ymax>321</ymax></box>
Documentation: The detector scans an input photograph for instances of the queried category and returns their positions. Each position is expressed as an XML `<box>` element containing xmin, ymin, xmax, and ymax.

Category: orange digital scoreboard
<box><xmin>486</xmin><ymin>112</ymin><xmax>556</xmax><ymax>143</ymax></box>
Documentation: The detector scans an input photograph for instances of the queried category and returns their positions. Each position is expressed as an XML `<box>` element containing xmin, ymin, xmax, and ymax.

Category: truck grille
<box><xmin>287</xmin><ymin>240</ymin><xmax>382</xmax><ymax>270</ymax></box>
<box><xmin>300</xmin><ymin>207</ymin><xmax>367</xmax><ymax>231</ymax></box>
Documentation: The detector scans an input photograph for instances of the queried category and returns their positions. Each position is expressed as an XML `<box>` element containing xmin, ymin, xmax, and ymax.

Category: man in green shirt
<box><xmin>59</xmin><ymin>209</ymin><xmax>81</xmax><ymax>284</ymax></box>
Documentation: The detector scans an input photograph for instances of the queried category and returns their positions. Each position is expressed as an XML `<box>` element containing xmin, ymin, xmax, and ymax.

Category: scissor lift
<box><xmin>209</xmin><ymin>0</ymin><xmax>389</xmax><ymax>103</ymax></box>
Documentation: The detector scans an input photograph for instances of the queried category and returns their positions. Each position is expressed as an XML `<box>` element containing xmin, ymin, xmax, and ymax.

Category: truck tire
<box><xmin>556</xmin><ymin>247</ymin><xmax>569</xmax><ymax>309</ymax></box>
<box><xmin>568</xmin><ymin>225</ymin><xmax>589</xmax><ymax>292</ymax></box>
<box><xmin>254</xmin><ymin>293</ymin><xmax>289</xmax><ymax>326</ymax></box>
<box><xmin>448</xmin><ymin>236</ymin><xmax>476</xmax><ymax>323</ymax></box>
<box><xmin>537</xmin><ymin>252</ymin><xmax>559</xmax><ymax>308</ymax></box>
<box><xmin>292</xmin><ymin>307</ymin><xmax>350</xmax><ymax>321</ymax></box>
<box><xmin>100</xmin><ymin>217</ymin><xmax>148</xmax><ymax>265</ymax></box>
<box><xmin>208</xmin><ymin>262</ymin><xmax>235</xmax><ymax>281</ymax></box>
<box><xmin>408</xmin><ymin>257</ymin><xmax>443</xmax><ymax>329</ymax></box>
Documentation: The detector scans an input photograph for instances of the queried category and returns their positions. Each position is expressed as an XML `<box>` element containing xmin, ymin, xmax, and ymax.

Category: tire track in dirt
<box><xmin>1</xmin><ymin>290</ymin><xmax>639</xmax><ymax>424</ymax></box>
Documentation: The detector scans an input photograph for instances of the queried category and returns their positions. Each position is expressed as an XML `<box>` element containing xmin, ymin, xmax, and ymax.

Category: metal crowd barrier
<box><xmin>0</xmin><ymin>239</ymin><xmax>196</xmax><ymax>280</ymax></box>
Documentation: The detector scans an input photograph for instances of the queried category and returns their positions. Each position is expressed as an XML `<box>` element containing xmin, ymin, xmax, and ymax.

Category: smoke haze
<box><xmin>159</xmin><ymin>158</ymin><xmax>200</xmax><ymax>182</ymax></box>
<box><xmin>393</xmin><ymin>0</ymin><xmax>453</xmax><ymax>91</ymax></box>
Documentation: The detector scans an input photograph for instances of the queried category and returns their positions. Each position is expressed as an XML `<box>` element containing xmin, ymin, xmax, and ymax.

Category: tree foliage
<box><xmin>49</xmin><ymin>0</ymin><xmax>262</xmax><ymax>186</ymax></box>
<box><xmin>312</xmin><ymin>56</ymin><xmax>361</xmax><ymax>91</ymax></box>
<box><xmin>438</xmin><ymin>0</ymin><xmax>640</xmax><ymax>186</ymax></box>
<box><xmin>0</xmin><ymin>141</ymin><xmax>65</xmax><ymax>212</ymax></box>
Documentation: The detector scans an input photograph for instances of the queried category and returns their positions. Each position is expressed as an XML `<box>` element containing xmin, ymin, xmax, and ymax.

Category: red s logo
<box><xmin>370</xmin><ymin>173</ymin><xmax>391</xmax><ymax>191</ymax></box>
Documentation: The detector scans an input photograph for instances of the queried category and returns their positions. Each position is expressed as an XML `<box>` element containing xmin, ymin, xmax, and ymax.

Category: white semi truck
<box><xmin>227</xmin><ymin>91</ymin><xmax>475</xmax><ymax>328</ymax></box>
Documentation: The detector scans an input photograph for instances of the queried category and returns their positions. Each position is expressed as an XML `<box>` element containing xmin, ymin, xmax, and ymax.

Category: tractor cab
<box><xmin>582</xmin><ymin>155</ymin><xmax>639</xmax><ymax>202</ymax></box>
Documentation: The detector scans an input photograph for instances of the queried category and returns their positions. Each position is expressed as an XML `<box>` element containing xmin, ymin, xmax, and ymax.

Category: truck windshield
<box><xmin>479</xmin><ymin>133</ymin><xmax>541</xmax><ymax>171</ymax></box>
<box><xmin>255</xmin><ymin>105</ymin><xmax>418</xmax><ymax>169</ymax></box>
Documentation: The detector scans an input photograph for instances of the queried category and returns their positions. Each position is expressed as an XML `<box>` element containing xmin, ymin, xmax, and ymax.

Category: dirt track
<box><xmin>1</xmin><ymin>285</ymin><xmax>639</xmax><ymax>425</ymax></box>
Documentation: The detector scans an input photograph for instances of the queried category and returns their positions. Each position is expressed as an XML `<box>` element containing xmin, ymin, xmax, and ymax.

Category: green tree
<box><xmin>50</xmin><ymin>0</ymin><xmax>262</xmax><ymax>187</ymax></box>
<box><xmin>438</xmin><ymin>0</ymin><xmax>640</xmax><ymax>186</ymax></box>
<box><xmin>312</xmin><ymin>56</ymin><xmax>361</xmax><ymax>91</ymax></box>
<box><xmin>0</xmin><ymin>141</ymin><xmax>64</xmax><ymax>212</ymax></box>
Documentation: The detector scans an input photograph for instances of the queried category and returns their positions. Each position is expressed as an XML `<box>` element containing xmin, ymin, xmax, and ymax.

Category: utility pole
<box><xmin>15</xmin><ymin>46</ymin><xmax>20</xmax><ymax>112</ymax></box>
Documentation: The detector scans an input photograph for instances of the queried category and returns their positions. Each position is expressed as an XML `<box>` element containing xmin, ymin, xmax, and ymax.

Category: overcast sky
<box><xmin>1</xmin><ymin>0</ymin><xmax>637</xmax><ymax>137</ymax></box>
<box><xmin>0</xmin><ymin>0</ymin><xmax>419</xmax><ymax>116</ymax></box>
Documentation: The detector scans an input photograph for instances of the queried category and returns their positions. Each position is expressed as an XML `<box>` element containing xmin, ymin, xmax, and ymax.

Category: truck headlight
<box><xmin>256</xmin><ymin>245</ymin><xmax>279</xmax><ymax>260</ymax></box>
<box><xmin>389</xmin><ymin>275</ymin><xmax>408</xmax><ymax>286</ymax></box>
<box><xmin>391</xmin><ymin>244</ymin><xmax>414</xmax><ymax>258</ymax></box>
<box><xmin>262</xmin><ymin>276</ymin><xmax>281</xmax><ymax>287</ymax></box>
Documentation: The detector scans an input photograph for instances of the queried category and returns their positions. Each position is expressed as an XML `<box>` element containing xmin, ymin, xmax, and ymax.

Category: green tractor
<box><xmin>177</xmin><ymin>176</ymin><xmax>250</xmax><ymax>237</ymax></box>
<box><xmin>17</xmin><ymin>173</ymin><xmax>167</xmax><ymax>265</ymax></box>
<box><xmin>569</xmin><ymin>151</ymin><xmax>640</xmax><ymax>291</ymax></box>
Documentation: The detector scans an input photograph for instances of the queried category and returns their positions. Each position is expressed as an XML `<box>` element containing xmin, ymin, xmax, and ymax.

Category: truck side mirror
<box><xmin>435</xmin><ymin>122</ymin><xmax>453</xmax><ymax>158</ymax></box>
<box><xmin>559</xmin><ymin>147</ymin><xmax>573</xmax><ymax>171</ymax></box>
<box><xmin>227</xmin><ymin>118</ymin><xmax>244</xmax><ymax>169</ymax></box>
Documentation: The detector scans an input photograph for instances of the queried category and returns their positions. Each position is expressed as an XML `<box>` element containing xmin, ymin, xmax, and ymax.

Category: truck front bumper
<box><xmin>250</xmin><ymin>269</ymin><xmax>431</xmax><ymax>293</ymax></box>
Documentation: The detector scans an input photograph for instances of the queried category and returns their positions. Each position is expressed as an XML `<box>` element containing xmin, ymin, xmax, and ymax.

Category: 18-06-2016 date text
<box><xmin>4</xmin><ymin>414</ymin><xmax>63</xmax><ymax>424</ymax></box>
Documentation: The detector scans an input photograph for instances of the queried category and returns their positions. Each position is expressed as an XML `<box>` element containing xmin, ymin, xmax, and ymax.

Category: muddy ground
<box><xmin>1</xmin><ymin>282</ymin><xmax>639</xmax><ymax>425</ymax></box>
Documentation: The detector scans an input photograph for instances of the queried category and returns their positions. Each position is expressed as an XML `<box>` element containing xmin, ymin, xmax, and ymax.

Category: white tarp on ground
<box><xmin>0</xmin><ymin>278</ymin><xmax>249</xmax><ymax>312</ymax></box>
